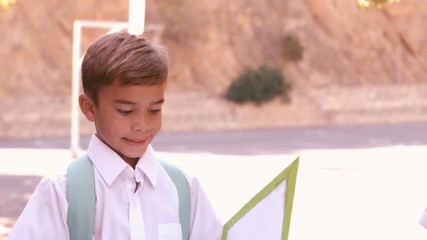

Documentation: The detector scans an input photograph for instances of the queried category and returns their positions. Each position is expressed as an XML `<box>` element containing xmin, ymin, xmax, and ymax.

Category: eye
<box><xmin>149</xmin><ymin>108</ymin><xmax>161</xmax><ymax>115</ymax></box>
<box><xmin>117</xmin><ymin>109</ymin><xmax>133</xmax><ymax>116</ymax></box>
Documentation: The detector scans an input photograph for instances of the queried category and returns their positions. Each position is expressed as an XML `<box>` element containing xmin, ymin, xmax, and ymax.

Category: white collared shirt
<box><xmin>7</xmin><ymin>134</ymin><xmax>222</xmax><ymax>240</ymax></box>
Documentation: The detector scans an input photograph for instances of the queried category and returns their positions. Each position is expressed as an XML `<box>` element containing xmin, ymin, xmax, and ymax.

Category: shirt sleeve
<box><xmin>7</xmin><ymin>173</ymin><xmax>69</xmax><ymax>240</ymax></box>
<box><xmin>186</xmin><ymin>175</ymin><xmax>223</xmax><ymax>240</ymax></box>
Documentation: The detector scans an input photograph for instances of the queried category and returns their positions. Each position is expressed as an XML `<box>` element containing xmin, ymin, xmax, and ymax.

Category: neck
<box><xmin>124</xmin><ymin>157</ymin><xmax>139</xmax><ymax>169</ymax></box>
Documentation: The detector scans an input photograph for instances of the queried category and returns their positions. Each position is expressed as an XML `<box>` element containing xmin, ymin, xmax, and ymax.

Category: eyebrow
<box><xmin>114</xmin><ymin>98</ymin><xmax>165</xmax><ymax>105</ymax></box>
<box><xmin>153</xmin><ymin>99</ymin><xmax>165</xmax><ymax>104</ymax></box>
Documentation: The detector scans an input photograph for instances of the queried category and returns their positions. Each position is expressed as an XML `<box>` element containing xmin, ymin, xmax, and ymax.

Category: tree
<box><xmin>0</xmin><ymin>0</ymin><xmax>16</xmax><ymax>9</ymax></box>
<box><xmin>357</xmin><ymin>0</ymin><xmax>400</xmax><ymax>9</ymax></box>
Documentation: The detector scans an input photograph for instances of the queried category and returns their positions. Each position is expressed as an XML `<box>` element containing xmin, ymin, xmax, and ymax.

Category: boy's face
<box><xmin>80</xmin><ymin>81</ymin><xmax>165</xmax><ymax>165</ymax></box>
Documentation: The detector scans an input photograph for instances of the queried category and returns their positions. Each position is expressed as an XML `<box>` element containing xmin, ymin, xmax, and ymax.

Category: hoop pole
<box><xmin>71</xmin><ymin>20</ymin><xmax>82</xmax><ymax>158</ymax></box>
<box><xmin>128</xmin><ymin>0</ymin><xmax>145</xmax><ymax>35</ymax></box>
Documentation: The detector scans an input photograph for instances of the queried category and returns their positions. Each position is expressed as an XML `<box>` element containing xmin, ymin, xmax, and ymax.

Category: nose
<box><xmin>131</xmin><ymin>115</ymin><xmax>152</xmax><ymax>133</ymax></box>
<box><xmin>131</xmin><ymin>123</ymin><xmax>153</xmax><ymax>133</ymax></box>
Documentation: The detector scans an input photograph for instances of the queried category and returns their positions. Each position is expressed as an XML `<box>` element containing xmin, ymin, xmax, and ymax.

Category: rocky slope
<box><xmin>1</xmin><ymin>0</ymin><xmax>426</xmax><ymax>138</ymax></box>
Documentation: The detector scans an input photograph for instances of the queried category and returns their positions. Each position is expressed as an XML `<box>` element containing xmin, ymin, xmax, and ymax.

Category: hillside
<box><xmin>1</xmin><ymin>0</ymin><xmax>427</xmax><ymax>138</ymax></box>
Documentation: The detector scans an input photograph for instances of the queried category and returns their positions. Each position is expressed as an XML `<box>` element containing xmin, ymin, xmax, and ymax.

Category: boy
<box><xmin>7</xmin><ymin>32</ymin><xmax>222</xmax><ymax>239</ymax></box>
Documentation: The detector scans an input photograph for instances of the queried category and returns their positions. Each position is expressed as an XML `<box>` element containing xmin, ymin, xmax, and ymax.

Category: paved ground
<box><xmin>3</xmin><ymin>122</ymin><xmax>427</xmax><ymax>154</ymax></box>
<box><xmin>1</xmin><ymin>122</ymin><xmax>427</xmax><ymax>239</ymax></box>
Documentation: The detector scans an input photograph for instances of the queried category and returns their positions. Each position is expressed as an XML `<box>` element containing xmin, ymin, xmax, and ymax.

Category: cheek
<box><xmin>155</xmin><ymin>115</ymin><xmax>162</xmax><ymax>130</ymax></box>
<box><xmin>155</xmin><ymin>121</ymin><xmax>162</xmax><ymax>133</ymax></box>
<box><xmin>96</xmin><ymin>112</ymin><xmax>128</xmax><ymax>132</ymax></box>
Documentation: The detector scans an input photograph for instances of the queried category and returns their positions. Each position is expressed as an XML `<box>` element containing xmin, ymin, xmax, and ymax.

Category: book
<box><xmin>221</xmin><ymin>157</ymin><xmax>299</xmax><ymax>240</ymax></box>
<box><xmin>159</xmin><ymin>153</ymin><xmax>300</xmax><ymax>240</ymax></box>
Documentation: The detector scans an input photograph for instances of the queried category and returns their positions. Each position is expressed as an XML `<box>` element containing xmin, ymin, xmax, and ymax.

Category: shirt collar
<box><xmin>87</xmin><ymin>134</ymin><xmax>160</xmax><ymax>187</ymax></box>
<box><xmin>135</xmin><ymin>144</ymin><xmax>159</xmax><ymax>187</ymax></box>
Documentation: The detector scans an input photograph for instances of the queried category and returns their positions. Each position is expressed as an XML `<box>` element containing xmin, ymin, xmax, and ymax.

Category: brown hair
<box><xmin>81</xmin><ymin>32</ymin><xmax>168</xmax><ymax>103</ymax></box>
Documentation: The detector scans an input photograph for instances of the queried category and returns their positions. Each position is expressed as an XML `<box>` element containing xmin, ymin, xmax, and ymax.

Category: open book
<box><xmin>160</xmin><ymin>153</ymin><xmax>300</xmax><ymax>240</ymax></box>
<box><xmin>221</xmin><ymin>157</ymin><xmax>299</xmax><ymax>240</ymax></box>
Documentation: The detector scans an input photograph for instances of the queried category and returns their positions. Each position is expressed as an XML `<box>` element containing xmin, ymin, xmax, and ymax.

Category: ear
<box><xmin>79</xmin><ymin>93</ymin><xmax>96</xmax><ymax>122</ymax></box>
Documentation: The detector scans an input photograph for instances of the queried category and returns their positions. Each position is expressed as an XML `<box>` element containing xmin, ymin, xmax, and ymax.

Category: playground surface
<box><xmin>0</xmin><ymin>143</ymin><xmax>426</xmax><ymax>239</ymax></box>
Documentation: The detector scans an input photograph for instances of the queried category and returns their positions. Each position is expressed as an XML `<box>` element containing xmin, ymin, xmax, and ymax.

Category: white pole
<box><xmin>71</xmin><ymin>20</ymin><xmax>82</xmax><ymax>158</ymax></box>
<box><xmin>128</xmin><ymin>0</ymin><xmax>145</xmax><ymax>35</ymax></box>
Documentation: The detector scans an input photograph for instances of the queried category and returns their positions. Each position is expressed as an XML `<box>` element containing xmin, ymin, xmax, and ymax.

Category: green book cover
<box><xmin>221</xmin><ymin>157</ymin><xmax>299</xmax><ymax>240</ymax></box>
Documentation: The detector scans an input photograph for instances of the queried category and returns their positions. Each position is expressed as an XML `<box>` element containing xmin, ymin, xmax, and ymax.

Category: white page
<box><xmin>226</xmin><ymin>181</ymin><xmax>286</xmax><ymax>240</ymax></box>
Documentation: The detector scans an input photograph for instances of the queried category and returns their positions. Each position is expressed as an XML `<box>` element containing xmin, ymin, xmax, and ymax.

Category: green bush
<box><xmin>225</xmin><ymin>65</ymin><xmax>291</xmax><ymax>104</ymax></box>
<box><xmin>282</xmin><ymin>33</ymin><xmax>304</xmax><ymax>62</ymax></box>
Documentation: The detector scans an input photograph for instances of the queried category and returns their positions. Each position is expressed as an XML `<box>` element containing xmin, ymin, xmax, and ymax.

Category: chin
<box><xmin>126</xmin><ymin>147</ymin><xmax>149</xmax><ymax>158</ymax></box>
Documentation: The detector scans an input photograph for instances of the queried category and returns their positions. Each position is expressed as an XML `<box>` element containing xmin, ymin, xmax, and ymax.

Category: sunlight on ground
<box><xmin>1</xmin><ymin>145</ymin><xmax>427</xmax><ymax>239</ymax></box>
<box><xmin>0</xmin><ymin>149</ymin><xmax>73</xmax><ymax>176</ymax></box>
<box><xmin>0</xmin><ymin>226</ymin><xmax>10</xmax><ymax>239</ymax></box>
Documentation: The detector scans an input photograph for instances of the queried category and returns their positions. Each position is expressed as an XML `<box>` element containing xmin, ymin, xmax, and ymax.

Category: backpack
<box><xmin>66</xmin><ymin>155</ymin><xmax>191</xmax><ymax>240</ymax></box>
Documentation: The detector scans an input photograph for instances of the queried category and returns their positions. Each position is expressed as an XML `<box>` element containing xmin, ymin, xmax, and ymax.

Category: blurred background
<box><xmin>1</xmin><ymin>0</ymin><xmax>427</xmax><ymax>239</ymax></box>
<box><xmin>1</xmin><ymin>0</ymin><xmax>426</xmax><ymax>137</ymax></box>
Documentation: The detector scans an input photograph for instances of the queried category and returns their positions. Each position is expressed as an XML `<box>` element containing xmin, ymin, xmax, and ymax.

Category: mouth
<box><xmin>123</xmin><ymin>136</ymin><xmax>151</xmax><ymax>146</ymax></box>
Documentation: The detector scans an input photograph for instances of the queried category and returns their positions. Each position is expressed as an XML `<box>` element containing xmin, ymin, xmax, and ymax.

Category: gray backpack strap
<box><xmin>160</xmin><ymin>160</ymin><xmax>191</xmax><ymax>240</ymax></box>
<box><xmin>66</xmin><ymin>155</ymin><xmax>95</xmax><ymax>240</ymax></box>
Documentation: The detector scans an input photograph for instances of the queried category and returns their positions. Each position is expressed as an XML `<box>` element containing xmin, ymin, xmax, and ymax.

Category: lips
<box><xmin>123</xmin><ymin>136</ymin><xmax>150</xmax><ymax>145</ymax></box>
